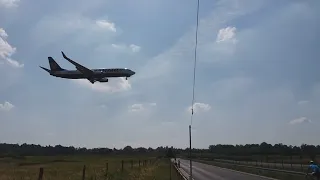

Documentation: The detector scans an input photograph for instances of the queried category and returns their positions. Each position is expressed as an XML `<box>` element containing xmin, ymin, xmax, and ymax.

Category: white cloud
<box><xmin>136</xmin><ymin>0</ymin><xmax>262</xmax><ymax>80</ymax></box>
<box><xmin>111</xmin><ymin>43</ymin><xmax>141</xmax><ymax>53</ymax></box>
<box><xmin>0</xmin><ymin>28</ymin><xmax>8</xmax><ymax>38</ymax></box>
<box><xmin>187</xmin><ymin>103</ymin><xmax>211</xmax><ymax>114</ymax></box>
<box><xmin>73</xmin><ymin>77</ymin><xmax>131</xmax><ymax>93</ymax></box>
<box><xmin>129</xmin><ymin>104</ymin><xmax>144</xmax><ymax>112</ymax></box>
<box><xmin>6</xmin><ymin>58</ymin><xmax>24</xmax><ymax>68</ymax></box>
<box><xmin>31</xmin><ymin>14</ymin><xmax>119</xmax><ymax>47</ymax></box>
<box><xmin>0</xmin><ymin>101</ymin><xmax>14</xmax><ymax>111</ymax></box>
<box><xmin>0</xmin><ymin>28</ymin><xmax>24</xmax><ymax>68</ymax></box>
<box><xmin>202</xmin><ymin>26</ymin><xmax>238</xmax><ymax>56</ymax></box>
<box><xmin>0</xmin><ymin>0</ymin><xmax>19</xmax><ymax>8</ymax></box>
<box><xmin>289</xmin><ymin>117</ymin><xmax>311</xmax><ymax>125</ymax></box>
<box><xmin>129</xmin><ymin>44</ymin><xmax>141</xmax><ymax>53</ymax></box>
<box><xmin>216</xmin><ymin>26</ymin><xmax>237</xmax><ymax>44</ymax></box>
<box><xmin>95</xmin><ymin>19</ymin><xmax>117</xmax><ymax>32</ymax></box>
<box><xmin>129</xmin><ymin>103</ymin><xmax>157</xmax><ymax>112</ymax></box>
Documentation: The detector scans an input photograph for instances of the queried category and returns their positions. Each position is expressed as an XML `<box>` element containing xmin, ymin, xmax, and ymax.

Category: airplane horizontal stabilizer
<box><xmin>39</xmin><ymin>66</ymin><xmax>51</xmax><ymax>73</ymax></box>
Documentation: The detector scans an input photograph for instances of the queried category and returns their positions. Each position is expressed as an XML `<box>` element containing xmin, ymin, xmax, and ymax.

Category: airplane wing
<box><xmin>61</xmin><ymin>51</ymin><xmax>94</xmax><ymax>77</ymax></box>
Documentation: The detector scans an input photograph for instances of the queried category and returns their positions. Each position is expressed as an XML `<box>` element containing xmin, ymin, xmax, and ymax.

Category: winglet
<box><xmin>61</xmin><ymin>51</ymin><xmax>68</xmax><ymax>60</ymax></box>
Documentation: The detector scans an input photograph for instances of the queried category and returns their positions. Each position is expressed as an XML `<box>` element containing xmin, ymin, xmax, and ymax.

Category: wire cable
<box><xmin>190</xmin><ymin>0</ymin><xmax>200</xmax><ymax>126</ymax></box>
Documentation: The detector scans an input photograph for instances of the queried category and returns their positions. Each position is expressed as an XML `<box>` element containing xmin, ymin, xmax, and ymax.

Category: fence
<box><xmin>200</xmin><ymin>160</ymin><xmax>306</xmax><ymax>175</ymax></box>
<box><xmin>35</xmin><ymin>159</ymin><xmax>154</xmax><ymax>180</ymax></box>
<box><xmin>30</xmin><ymin>158</ymin><xmax>188</xmax><ymax>180</ymax></box>
<box><xmin>192</xmin><ymin>154</ymin><xmax>318</xmax><ymax>168</ymax></box>
<box><xmin>211</xmin><ymin>158</ymin><xmax>308</xmax><ymax>172</ymax></box>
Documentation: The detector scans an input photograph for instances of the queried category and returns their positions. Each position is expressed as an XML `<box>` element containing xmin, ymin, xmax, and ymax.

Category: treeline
<box><xmin>0</xmin><ymin>143</ymin><xmax>175</xmax><ymax>157</ymax></box>
<box><xmin>0</xmin><ymin>142</ymin><xmax>319</xmax><ymax>158</ymax></box>
<box><xmin>207</xmin><ymin>142</ymin><xmax>320</xmax><ymax>157</ymax></box>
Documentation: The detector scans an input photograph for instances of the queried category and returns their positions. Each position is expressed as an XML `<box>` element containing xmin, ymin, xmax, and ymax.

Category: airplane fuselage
<box><xmin>51</xmin><ymin>68</ymin><xmax>135</xmax><ymax>79</ymax></box>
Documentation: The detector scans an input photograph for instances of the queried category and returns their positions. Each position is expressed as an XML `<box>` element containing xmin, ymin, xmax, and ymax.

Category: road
<box><xmin>176</xmin><ymin>158</ymin><xmax>277</xmax><ymax>180</ymax></box>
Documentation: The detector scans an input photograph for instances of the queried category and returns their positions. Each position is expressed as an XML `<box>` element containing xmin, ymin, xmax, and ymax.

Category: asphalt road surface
<box><xmin>177</xmin><ymin>158</ymin><xmax>278</xmax><ymax>180</ymax></box>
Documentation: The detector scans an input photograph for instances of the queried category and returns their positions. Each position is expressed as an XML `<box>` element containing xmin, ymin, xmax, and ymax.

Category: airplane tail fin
<box><xmin>48</xmin><ymin>57</ymin><xmax>64</xmax><ymax>71</ymax></box>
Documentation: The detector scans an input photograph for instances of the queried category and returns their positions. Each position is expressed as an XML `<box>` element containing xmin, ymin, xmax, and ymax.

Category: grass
<box><xmin>0</xmin><ymin>155</ymin><xmax>182</xmax><ymax>180</ymax></box>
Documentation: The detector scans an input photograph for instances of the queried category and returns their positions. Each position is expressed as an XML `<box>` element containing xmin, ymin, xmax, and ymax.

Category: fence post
<box><xmin>139</xmin><ymin>160</ymin><xmax>141</xmax><ymax>167</ymax></box>
<box><xmin>131</xmin><ymin>160</ymin><xmax>133</xmax><ymax>168</ymax></box>
<box><xmin>300</xmin><ymin>155</ymin><xmax>303</xmax><ymax>171</ymax></box>
<box><xmin>121</xmin><ymin>160</ymin><xmax>124</xmax><ymax>171</ymax></box>
<box><xmin>282</xmin><ymin>159</ymin><xmax>284</xmax><ymax>169</ymax></box>
<box><xmin>93</xmin><ymin>169</ymin><xmax>97</xmax><ymax>180</ymax></box>
<box><xmin>105</xmin><ymin>162</ymin><xmax>108</xmax><ymax>176</ymax></box>
<box><xmin>169</xmin><ymin>159</ymin><xmax>172</xmax><ymax>180</ymax></box>
<box><xmin>290</xmin><ymin>155</ymin><xmax>293</xmax><ymax>170</ymax></box>
<box><xmin>38</xmin><ymin>167</ymin><xmax>44</xmax><ymax>180</ymax></box>
<box><xmin>82</xmin><ymin>165</ymin><xmax>86</xmax><ymax>180</ymax></box>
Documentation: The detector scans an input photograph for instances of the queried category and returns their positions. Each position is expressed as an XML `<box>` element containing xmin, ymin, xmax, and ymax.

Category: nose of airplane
<box><xmin>131</xmin><ymin>70</ymin><xmax>136</xmax><ymax>76</ymax></box>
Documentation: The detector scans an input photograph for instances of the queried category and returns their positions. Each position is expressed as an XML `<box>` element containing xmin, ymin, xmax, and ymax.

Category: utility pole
<box><xmin>189</xmin><ymin>125</ymin><xmax>192</xmax><ymax>180</ymax></box>
<box><xmin>189</xmin><ymin>0</ymin><xmax>199</xmax><ymax>179</ymax></box>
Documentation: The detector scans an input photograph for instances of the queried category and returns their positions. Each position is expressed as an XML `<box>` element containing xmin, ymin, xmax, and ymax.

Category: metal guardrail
<box><xmin>171</xmin><ymin>159</ymin><xmax>188</xmax><ymax>180</ymax></box>
<box><xmin>174</xmin><ymin>164</ymin><xmax>189</xmax><ymax>180</ymax></box>
<box><xmin>197</xmin><ymin>160</ymin><xmax>306</xmax><ymax>176</ymax></box>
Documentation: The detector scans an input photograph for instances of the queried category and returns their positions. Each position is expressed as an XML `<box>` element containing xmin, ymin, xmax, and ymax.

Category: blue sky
<box><xmin>0</xmin><ymin>0</ymin><xmax>319</xmax><ymax>149</ymax></box>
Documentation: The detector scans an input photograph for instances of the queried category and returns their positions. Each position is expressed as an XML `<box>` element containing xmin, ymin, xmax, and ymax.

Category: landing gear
<box><xmin>125</xmin><ymin>77</ymin><xmax>128</xmax><ymax>80</ymax></box>
<box><xmin>96</xmin><ymin>78</ymin><xmax>108</xmax><ymax>82</ymax></box>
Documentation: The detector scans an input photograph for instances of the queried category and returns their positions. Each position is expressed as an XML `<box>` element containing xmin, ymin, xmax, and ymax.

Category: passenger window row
<box><xmin>95</xmin><ymin>69</ymin><xmax>122</xmax><ymax>72</ymax></box>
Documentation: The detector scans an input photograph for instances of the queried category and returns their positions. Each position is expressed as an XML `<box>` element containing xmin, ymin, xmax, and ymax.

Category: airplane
<box><xmin>39</xmin><ymin>51</ymin><xmax>135</xmax><ymax>84</ymax></box>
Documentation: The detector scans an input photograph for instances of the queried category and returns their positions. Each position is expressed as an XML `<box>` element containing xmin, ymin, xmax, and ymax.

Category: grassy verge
<box><xmin>196</xmin><ymin>160</ymin><xmax>307</xmax><ymax>180</ymax></box>
<box><xmin>144</xmin><ymin>159</ymin><xmax>181</xmax><ymax>180</ymax></box>
<box><xmin>0</xmin><ymin>155</ymin><xmax>180</xmax><ymax>180</ymax></box>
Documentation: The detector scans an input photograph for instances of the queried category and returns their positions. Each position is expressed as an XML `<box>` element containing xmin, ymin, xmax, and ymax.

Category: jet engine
<box><xmin>98</xmin><ymin>77</ymin><xmax>108</xmax><ymax>82</ymax></box>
